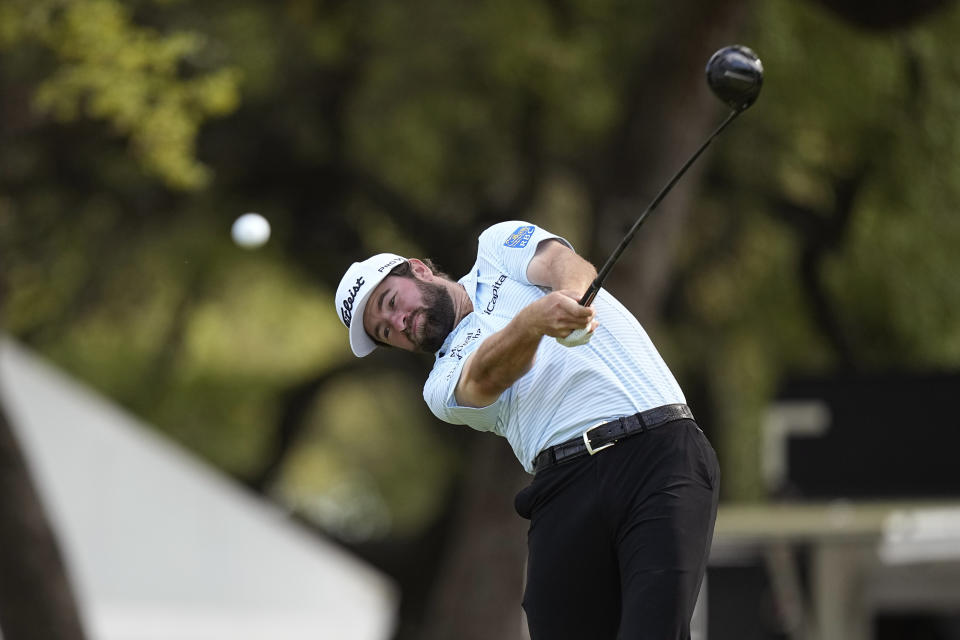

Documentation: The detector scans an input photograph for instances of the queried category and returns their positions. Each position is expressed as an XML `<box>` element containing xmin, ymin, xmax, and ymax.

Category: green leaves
<box><xmin>5</xmin><ymin>0</ymin><xmax>960</xmax><ymax>519</ymax></box>
<box><xmin>18</xmin><ymin>0</ymin><xmax>241</xmax><ymax>189</ymax></box>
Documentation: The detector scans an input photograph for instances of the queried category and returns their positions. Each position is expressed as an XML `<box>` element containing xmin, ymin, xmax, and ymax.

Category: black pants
<box><xmin>515</xmin><ymin>419</ymin><xmax>720</xmax><ymax>640</ymax></box>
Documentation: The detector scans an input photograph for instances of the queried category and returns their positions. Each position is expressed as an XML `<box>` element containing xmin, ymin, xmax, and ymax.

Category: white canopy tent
<box><xmin>0</xmin><ymin>337</ymin><xmax>397</xmax><ymax>640</ymax></box>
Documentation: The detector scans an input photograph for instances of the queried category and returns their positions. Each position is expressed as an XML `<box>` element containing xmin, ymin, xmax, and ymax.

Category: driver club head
<box><xmin>706</xmin><ymin>45</ymin><xmax>763</xmax><ymax>111</ymax></box>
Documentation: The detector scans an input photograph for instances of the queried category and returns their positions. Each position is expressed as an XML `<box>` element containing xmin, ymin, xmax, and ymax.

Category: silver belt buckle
<box><xmin>582</xmin><ymin>421</ymin><xmax>616</xmax><ymax>456</ymax></box>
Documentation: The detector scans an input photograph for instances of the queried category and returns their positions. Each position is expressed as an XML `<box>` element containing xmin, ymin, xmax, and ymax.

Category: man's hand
<box><xmin>526</xmin><ymin>240</ymin><xmax>599</xmax><ymax>347</ymax></box>
<box><xmin>546</xmin><ymin>290</ymin><xmax>598</xmax><ymax>347</ymax></box>
<box><xmin>525</xmin><ymin>290</ymin><xmax>597</xmax><ymax>339</ymax></box>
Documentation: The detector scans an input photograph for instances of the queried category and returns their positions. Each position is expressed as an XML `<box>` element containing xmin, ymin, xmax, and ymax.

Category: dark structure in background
<box><xmin>709</xmin><ymin>372</ymin><xmax>960</xmax><ymax>640</ymax></box>
<box><xmin>782</xmin><ymin>372</ymin><xmax>960</xmax><ymax>499</ymax></box>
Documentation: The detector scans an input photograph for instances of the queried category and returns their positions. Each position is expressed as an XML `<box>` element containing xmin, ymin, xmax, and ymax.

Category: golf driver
<box><xmin>578</xmin><ymin>45</ymin><xmax>763</xmax><ymax>308</ymax></box>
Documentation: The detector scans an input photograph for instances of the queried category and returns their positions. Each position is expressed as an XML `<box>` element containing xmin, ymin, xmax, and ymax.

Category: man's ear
<box><xmin>408</xmin><ymin>258</ymin><xmax>432</xmax><ymax>280</ymax></box>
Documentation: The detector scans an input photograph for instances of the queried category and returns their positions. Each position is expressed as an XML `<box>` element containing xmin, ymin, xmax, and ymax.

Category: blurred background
<box><xmin>2</xmin><ymin>0</ymin><xmax>960</xmax><ymax>639</ymax></box>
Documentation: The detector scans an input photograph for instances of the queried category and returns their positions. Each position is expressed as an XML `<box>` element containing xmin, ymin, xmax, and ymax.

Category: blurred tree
<box><xmin>0</xmin><ymin>0</ymin><xmax>241</xmax><ymax>189</ymax></box>
<box><xmin>663</xmin><ymin>0</ymin><xmax>960</xmax><ymax>499</ymax></box>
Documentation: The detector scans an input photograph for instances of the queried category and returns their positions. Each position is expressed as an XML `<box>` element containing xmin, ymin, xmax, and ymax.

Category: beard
<box><xmin>407</xmin><ymin>279</ymin><xmax>456</xmax><ymax>354</ymax></box>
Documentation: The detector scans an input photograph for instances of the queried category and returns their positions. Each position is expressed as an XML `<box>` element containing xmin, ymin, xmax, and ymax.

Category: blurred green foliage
<box><xmin>2</xmin><ymin>0</ymin><xmax>241</xmax><ymax>188</ymax></box>
<box><xmin>659</xmin><ymin>1</ymin><xmax>960</xmax><ymax>497</ymax></box>
<box><xmin>2</xmin><ymin>0</ymin><xmax>960</xmax><ymax>535</ymax></box>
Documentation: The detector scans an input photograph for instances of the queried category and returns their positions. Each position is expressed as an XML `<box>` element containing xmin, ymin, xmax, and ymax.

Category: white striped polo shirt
<box><xmin>423</xmin><ymin>221</ymin><xmax>685</xmax><ymax>473</ymax></box>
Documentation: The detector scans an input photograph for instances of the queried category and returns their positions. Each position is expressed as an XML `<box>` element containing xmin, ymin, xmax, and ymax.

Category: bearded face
<box><xmin>407</xmin><ymin>277</ymin><xmax>456</xmax><ymax>353</ymax></box>
<box><xmin>362</xmin><ymin>262</ymin><xmax>460</xmax><ymax>355</ymax></box>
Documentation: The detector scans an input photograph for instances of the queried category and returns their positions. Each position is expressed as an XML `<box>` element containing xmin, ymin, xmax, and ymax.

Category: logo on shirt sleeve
<box><xmin>503</xmin><ymin>225</ymin><xmax>535</xmax><ymax>248</ymax></box>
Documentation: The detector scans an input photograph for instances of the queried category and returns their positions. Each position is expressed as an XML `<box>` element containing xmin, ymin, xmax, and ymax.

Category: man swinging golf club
<box><xmin>335</xmin><ymin>45</ymin><xmax>762</xmax><ymax>640</ymax></box>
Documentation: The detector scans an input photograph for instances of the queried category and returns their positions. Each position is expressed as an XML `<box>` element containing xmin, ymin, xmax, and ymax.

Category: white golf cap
<box><xmin>335</xmin><ymin>253</ymin><xmax>408</xmax><ymax>357</ymax></box>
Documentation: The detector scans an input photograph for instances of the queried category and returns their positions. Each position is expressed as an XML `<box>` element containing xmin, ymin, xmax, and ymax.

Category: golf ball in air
<box><xmin>231</xmin><ymin>213</ymin><xmax>271</xmax><ymax>248</ymax></box>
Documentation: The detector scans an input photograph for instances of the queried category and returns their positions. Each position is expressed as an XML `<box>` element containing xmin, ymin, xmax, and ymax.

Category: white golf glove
<box><xmin>556</xmin><ymin>323</ymin><xmax>595</xmax><ymax>348</ymax></box>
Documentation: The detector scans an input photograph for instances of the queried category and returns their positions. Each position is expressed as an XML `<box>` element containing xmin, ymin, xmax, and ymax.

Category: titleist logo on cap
<box><xmin>340</xmin><ymin>277</ymin><xmax>364</xmax><ymax>327</ymax></box>
<box><xmin>339</xmin><ymin>256</ymin><xmax>405</xmax><ymax>329</ymax></box>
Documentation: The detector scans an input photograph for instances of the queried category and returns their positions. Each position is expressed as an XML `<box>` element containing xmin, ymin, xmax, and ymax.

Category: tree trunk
<box><xmin>419</xmin><ymin>435</ymin><xmax>530</xmax><ymax>640</ymax></box>
<box><xmin>591</xmin><ymin>0</ymin><xmax>750</xmax><ymax>325</ymax></box>
<box><xmin>0</xmin><ymin>393</ymin><xmax>88</xmax><ymax>640</ymax></box>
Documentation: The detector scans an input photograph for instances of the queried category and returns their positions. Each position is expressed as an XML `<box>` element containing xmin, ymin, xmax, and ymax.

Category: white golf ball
<box><xmin>231</xmin><ymin>213</ymin><xmax>271</xmax><ymax>248</ymax></box>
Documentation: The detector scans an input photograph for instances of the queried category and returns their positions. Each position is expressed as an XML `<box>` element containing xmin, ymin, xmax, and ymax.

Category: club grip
<box><xmin>578</xmin><ymin>281</ymin><xmax>601</xmax><ymax>307</ymax></box>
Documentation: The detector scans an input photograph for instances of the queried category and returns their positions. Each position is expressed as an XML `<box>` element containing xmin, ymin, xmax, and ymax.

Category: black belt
<box><xmin>533</xmin><ymin>403</ymin><xmax>694</xmax><ymax>472</ymax></box>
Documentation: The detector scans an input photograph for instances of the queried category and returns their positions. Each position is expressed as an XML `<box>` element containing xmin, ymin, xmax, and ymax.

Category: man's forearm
<box><xmin>455</xmin><ymin>291</ymin><xmax>594</xmax><ymax>407</ymax></box>
<box><xmin>455</xmin><ymin>305</ymin><xmax>542</xmax><ymax>408</ymax></box>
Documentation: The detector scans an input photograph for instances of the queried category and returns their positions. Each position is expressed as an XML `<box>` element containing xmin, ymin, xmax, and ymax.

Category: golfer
<box><xmin>336</xmin><ymin>220</ymin><xmax>719</xmax><ymax>640</ymax></box>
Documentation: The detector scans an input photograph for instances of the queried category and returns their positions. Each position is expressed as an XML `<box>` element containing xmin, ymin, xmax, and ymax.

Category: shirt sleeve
<box><xmin>477</xmin><ymin>221</ymin><xmax>573</xmax><ymax>284</ymax></box>
<box><xmin>423</xmin><ymin>347</ymin><xmax>502</xmax><ymax>432</ymax></box>
<box><xmin>422</xmin><ymin>221</ymin><xmax>571</xmax><ymax>433</ymax></box>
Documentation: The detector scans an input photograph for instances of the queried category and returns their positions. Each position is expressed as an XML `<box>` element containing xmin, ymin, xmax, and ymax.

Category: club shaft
<box><xmin>579</xmin><ymin>108</ymin><xmax>742</xmax><ymax>307</ymax></box>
